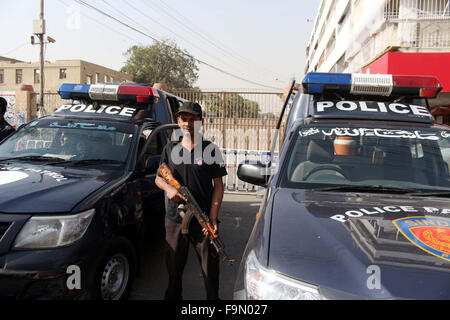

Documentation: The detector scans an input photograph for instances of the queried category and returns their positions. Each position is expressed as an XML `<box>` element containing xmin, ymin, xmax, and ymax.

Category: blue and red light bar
<box><xmin>58</xmin><ymin>83</ymin><xmax>160</xmax><ymax>103</ymax></box>
<box><xmin>302</xmin><ymin>72</ymin><xmax>442</xmax><ymax>99</ymax></box>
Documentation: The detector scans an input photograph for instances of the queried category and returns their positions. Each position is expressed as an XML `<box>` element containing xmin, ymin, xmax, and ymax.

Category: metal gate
<box><xmin>173</xmin><ymin>89</ymin><xmax>286</xmax><ymax>193</ymax></box>
<box><xmin>33</xmin><ymin>92</ymin><xmax>66</xmax><ymax>116</ymax></box>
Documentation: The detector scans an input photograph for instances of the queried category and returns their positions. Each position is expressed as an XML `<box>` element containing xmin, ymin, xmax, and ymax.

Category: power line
<box><xmin>140</xmin><ymin>0</ymin><xmax>257</xmax><ymax>71</ymax></box>
<box><xmin>97</xmin><ymin>0</ymin><xmax>153</xmax><ymax>38</ymax></box>
<box><xmin>73</xmin><ymin>0</ymin><xmax>283</xmax><ymax>90</ymax></box>
<box><xmin>118</xmin><ymin>0</ymin><xmax>283</xmax><ymax>88</ymax></box>
<box><xmin>152</xmin><ymin>0</ymin><xmax>290</xmax><ymax>82</ymax></box>
<box><xmin>119</xmin><ymin>0</ymin><xmax>251</xmax><ymax>77</ymax></box>
<box><xmin>57</xmin><ymin>0</ymin><xmax>143</xmax><ymax>45</ymax></box>
<box><xmin>0</xmin><ymin>42</ymin><xmax>28</xmax><ymax>57</ymax></box>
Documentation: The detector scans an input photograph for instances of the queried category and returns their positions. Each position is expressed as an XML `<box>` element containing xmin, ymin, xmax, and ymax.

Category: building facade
<box><xmin>305</xmin><ymin>0</ymin><xmax>450</xmax><ymax>124</ymax></box>
<box><xmin>0</xmin><ymin>57</ymin><xmax>132</xmax><ymax>126</ymax></box>
<box><xmin>0</xmin><ymin>57</ymin><xmax>132</xmax><ymax>93</ymax></box>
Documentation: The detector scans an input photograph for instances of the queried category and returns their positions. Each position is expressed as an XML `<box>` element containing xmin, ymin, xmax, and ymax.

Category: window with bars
<box><xmin>34</xmin><ymin>69</ymin><xmax>40</xmax><ymax>84</ymax></box>
<box><xmin>59</xmin><ymin>68</ymin><xmax>67</xmax><ymax>79</ymax></box>
<box><xmin>15</xmin><ymin>69</ymin><xmax>22</xmax><ymax>84</ymax></box>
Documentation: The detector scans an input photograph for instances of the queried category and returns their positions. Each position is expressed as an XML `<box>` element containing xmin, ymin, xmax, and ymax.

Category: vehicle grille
<box><xmin>0</xmin><ymin>222</ymin><xmax>11</xmax><ymax>241</ymax></box>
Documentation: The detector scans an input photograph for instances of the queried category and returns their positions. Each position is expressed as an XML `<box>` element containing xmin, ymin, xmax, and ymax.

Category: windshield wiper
<box><xmin>315</xmin><ymin>185</ymin><xmax>417</xmax><ymax>194</ymax></box>
<box><xmin>65</xmin><ymin>159</ymin><xmax>125</xmax><ymax>166</ymax></box>
<box><xmin>0</xmin><ymin>155</ymin><xmax>66</xmax><ymax>162</ymax></box>
<box><xmin>408</xmin><ymin>191</ymin><xmax>450</xmax><ymax>198</ymax></box>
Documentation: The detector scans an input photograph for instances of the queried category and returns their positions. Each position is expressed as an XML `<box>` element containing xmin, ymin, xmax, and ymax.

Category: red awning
<box><xmin>363</xmin><ymin>52</ymin><xmax>450</xmax><ymax>92</ymax></box>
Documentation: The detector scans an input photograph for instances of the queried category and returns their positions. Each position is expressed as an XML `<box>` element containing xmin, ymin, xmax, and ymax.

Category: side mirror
<box><xmin>145</xmin><ymin>155</ymin><xmax>161</xmax><ymax>174</ymax></box>
<box><xmin>237</xmin><ymin>160</ymin><xmax>271</xmax><ymax>187</ymax></box>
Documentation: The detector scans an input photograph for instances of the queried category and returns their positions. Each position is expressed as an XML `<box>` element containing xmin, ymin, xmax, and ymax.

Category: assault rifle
<box><xmin>158</xmin><ymin>163</ymin><xmax>235</xmax><ymax>266</ymax></box>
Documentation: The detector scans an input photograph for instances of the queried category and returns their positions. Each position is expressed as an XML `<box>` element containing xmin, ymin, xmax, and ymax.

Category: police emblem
<box><xmin>393</xmin><ymin>216</ymin><xmax>450</xmax><ymax>261</ymax></box>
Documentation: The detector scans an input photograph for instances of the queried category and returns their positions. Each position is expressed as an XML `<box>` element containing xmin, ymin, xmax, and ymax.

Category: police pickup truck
<box><xmin>0</xmin><ymin>83</ymin><xmax>185</xmax><ymax>300</ymax></box>
<box><xmin>235</xmin><ymin>73</ymin><xmax>450</xmax><ymax>299</ymax></box>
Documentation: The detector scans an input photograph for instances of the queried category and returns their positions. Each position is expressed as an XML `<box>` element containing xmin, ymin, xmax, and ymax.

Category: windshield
<box><xmin>0</xmin><ymin>118</ymin><xmax>135</xmax><ymax>167</ymax></box>
<box><xmin>280</xmin><ymin>124</ymin><xmax>450</xmax><ymax>191</ymax></box>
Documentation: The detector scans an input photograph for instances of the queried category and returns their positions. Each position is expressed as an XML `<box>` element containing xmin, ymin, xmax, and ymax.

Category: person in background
<box><xmin>0</xmin><ymin>97</ymin><xmax>15</xmax><ymax>142</ymax></box>
<box><xmin>153</xmin><ymin>82</ymin><xmax>169</xmax><ymax>92</ymax></box>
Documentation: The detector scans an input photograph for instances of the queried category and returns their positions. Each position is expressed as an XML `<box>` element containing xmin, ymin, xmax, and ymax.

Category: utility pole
<box><xmin>31</xmin><ymin>0</ymin><xmax>55</xmax><ymax>119</ymax></box>
<box><xmin>39</xmin><ymin>0</ymin><xmax>44</xmax><ymax>116</ymax></box>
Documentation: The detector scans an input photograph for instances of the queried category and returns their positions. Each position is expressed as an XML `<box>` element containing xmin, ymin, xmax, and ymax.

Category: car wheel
<box><xmin>94</xmin><ymin>239</ymin><xmax>135</xmax><ymax>300</ymax></box>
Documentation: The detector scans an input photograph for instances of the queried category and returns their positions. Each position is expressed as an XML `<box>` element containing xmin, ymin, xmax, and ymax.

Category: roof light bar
<box><xmin>58</xmin><ymin>83</ymin><xmax>160</xmax><ymax>103</ymax></box>
<box><xmin>351</xmin><ymin>73</ymin><xmax>393</xmax><ymax>96</ymax></box>
<box><xmin>89</xmin><ymin>84</ymin><xmax>119</xmax><ymax>101</ymax></box>
<box><xmin>302</xmin><ymin>72</ymin><xmax>442</xmax><ymax>99</ymax></box>
<box><xmin>391</xmin><ymin>75</ymin><xmax>442</xmax><ymax>98</ymax></box>
<box><xmin>117</xmin><ymin>85</ymin><xmax>159</xmax><ymax>97</ymax></box>
<box><xmin>58</xmin><ymin>83</ymin><xmax>90</xmax><ymax>100</ymax></box>
<box><xmin>302</xmin><ymin>73</ymin><xmax>351</xmax><ymax>94</ymax></box>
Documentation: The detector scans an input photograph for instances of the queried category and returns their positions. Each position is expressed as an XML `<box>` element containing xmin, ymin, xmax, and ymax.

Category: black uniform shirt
<box><xmin>159</xmin><ymin>139</ymin><xmax>227</xmax><ymax>223</ymax></box>
<box><xmin>0</xmin><ymin>119</ymin><xmax>14</xmax><ymax>142</ymax></box>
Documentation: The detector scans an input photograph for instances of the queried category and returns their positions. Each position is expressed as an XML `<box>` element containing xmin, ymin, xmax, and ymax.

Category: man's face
<box><xmin>177</xmin><ymin>113</ymin><xmax>202</xmax><ymax>138</ymax></box>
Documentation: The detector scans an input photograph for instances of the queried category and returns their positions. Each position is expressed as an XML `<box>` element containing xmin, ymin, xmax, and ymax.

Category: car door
<box><xmin>138</xmin><ymin>126</ymin><xmax>166</xmax><ymax>236</ymax></box>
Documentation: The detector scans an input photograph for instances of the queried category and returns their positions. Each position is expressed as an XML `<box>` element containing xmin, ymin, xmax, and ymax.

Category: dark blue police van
<box><xmin>0</xmin><ymin>83</ymin><xmax>185</xmax><ymax>300</ymax></box>
<box><xmin>235</xmin><ymin>73</ymin><xmax>450</xmax><ymax>299</ymax></box>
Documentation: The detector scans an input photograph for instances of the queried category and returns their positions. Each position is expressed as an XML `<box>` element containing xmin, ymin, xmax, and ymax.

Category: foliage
<box><xmin>201</xmin><ymin>93</ymin><xmax>260</xmax><ymax>118</ymax></box>
<box><xmin>121</xmin><ymin>40</ymin><xmax>199</xmax><ymax>89</ymax></box>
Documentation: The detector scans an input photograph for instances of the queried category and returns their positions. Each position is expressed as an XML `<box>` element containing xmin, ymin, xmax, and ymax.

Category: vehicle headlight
<box><xmin>13</xmin><ymin>209</ymin><xmax>95</xmax><ymax>249</ymax></box>
<box><xmin>245</xmin><ymin>250</ymin><xmax>323</xmax><ymax>300</ymax></box>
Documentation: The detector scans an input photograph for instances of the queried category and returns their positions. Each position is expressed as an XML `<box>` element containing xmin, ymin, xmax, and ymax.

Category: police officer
<box><xmin>0</xmin><ymin>97</ymin><xmax>14</xmax><ymax>141</ymax></box>
<box><xmin>155</xmin><ymin>102</ymin><xmax>227</xmax><ymax>300</ymax></box>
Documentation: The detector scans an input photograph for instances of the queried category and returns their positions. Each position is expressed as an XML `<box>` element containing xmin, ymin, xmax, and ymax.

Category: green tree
<box><xmin>121</xmin><ymin>40</ymin><xmax>199</xmax><ymax>89</ymax></box>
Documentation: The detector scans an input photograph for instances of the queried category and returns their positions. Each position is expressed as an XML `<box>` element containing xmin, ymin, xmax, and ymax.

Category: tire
<box><xmin>92</xmin><ymin>238</ymin><xmax>136</xmax><ymax>300</ymax></box>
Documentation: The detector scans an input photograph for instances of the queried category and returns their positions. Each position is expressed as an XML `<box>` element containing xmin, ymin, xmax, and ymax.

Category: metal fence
<box><xmin>33</xmin><ymin>92</ymin><xmax>67</xmax><ymax>116</ymax></box>
<box><xmin>222</xmin><ymin>148</ymin><xmax>279</xmax><ymax>193</ymax></box>
<box><xmin>173</xmin><ymin>89</ymin><xmax>286</xmax><ymax>193</ymax></box>
<box><xmin>172</xmin><ymin>89</ymin><xmax>285</xmax><ymax>151</ymax></box>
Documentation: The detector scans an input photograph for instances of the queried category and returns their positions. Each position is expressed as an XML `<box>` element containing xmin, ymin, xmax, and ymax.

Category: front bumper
<box><xmin>0</xmin><ymin>241</ymin><xmax>101</xmax><ymax>300</ymax></box>
<box><xmin>0</xmin><ymin>213</ymin><xmax>104</xmax><ymax>301</ymax></box>
<box><xmin>0</xmin><ymin>267</ymin><xmax>71</xmax><ymax>300</ymax></box>
<box><xmin>0</xmin><ymin>243</ymin><xmax>101</xmax><ymax>300</ymax></box>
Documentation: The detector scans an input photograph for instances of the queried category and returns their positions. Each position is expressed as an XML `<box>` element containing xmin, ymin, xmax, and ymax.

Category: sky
<box><xmin>0</xmin><ymin>0</ymin><xmax>320</xmax><ymax>90</ymax></box>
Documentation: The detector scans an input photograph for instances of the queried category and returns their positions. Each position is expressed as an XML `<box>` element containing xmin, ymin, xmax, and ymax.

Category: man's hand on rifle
<box><xmin>203</xmin><ymin>218</ymin><xmax>218</xmax><ymax>238</ymax></box>
<box><xmin>166</xmin><ymin>185</ymin><xmax>187</xmax><ymax>203</ymax></box>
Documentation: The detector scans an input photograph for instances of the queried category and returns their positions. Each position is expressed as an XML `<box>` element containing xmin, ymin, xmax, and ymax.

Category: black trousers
<box><xmin>164</xmin><ymin>218</ymin><xmax>220</xmax><ymax>300</ymax></box>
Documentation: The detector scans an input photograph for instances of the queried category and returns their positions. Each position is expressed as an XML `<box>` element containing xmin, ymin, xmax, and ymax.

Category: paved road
<box><xmin>130</xmin><ymin>193</ymin><xmax>262</xmax><ymax>300</ymax></box>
